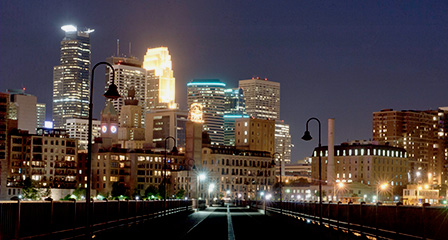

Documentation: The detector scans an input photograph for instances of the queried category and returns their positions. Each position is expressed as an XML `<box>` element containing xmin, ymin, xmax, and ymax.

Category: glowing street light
<box><xmin>376</xmin><ymin>183</ymin><xmax>388</xmax><ymax>203</ymax></box>
<box><xmin>197</xmin><ymin>172</ymin><xmax>207</xmax><ymax>210</ymax></box>
<box><xmin>208</xmin><ymin>183</ymin><xmax>215</xmax><ymax>204</ymax></box>
<box><xmin>335</xmin><ymin>182</ymin><xmax>344</xmax><ymax>201</ymax></box>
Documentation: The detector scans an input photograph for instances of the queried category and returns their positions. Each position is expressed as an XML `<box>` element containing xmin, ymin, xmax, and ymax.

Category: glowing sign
<box><xmin>189</xmin><ymin>103</ymin><xmax>204</xmax><ymax>123</ymax></box>
<box><xmin>44</xmin><ymin>121</ymin><xmax>53</xmax><ymax>129</ymax></box>
<box><xmin>110</xmin><ymin>126</ymin><xmax>117</xmax><ymax>133</ymax></box>
<box><xmin>101</xmin><ymin>126</ymin><xmax>107</xmax><ymax>133</ymax></box>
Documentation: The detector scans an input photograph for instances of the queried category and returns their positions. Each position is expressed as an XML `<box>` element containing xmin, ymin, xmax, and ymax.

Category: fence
<box><xmin>0</xmin><ymin>199</ymin><xmax>192</xmax><ymax>239</ymax></box>
<box><xmin>264</xmin><ymin>201</ymin><xmax>448</xmax><ymax>240</ymax></box>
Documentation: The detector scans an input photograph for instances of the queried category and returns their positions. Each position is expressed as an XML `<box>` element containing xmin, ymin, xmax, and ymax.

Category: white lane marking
<box><xmin>185</xmin><ymin>211</ymin><xmax>213</xmax><ymax>236</ymax></box>
<box><xmin>227</xmin><ymin>205</ymin><xmax>236</xmax><ymax>240</ymax></box>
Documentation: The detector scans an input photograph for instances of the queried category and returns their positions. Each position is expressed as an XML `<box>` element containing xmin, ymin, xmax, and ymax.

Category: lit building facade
<box><xmin>196</xmin><ymin>147</ymin><xmax>276</xmax><ymax>200</ymax></box>
<box><xmin>239</xmin><ymin>77</ymin><xmax>280</xmax><ymax>120</ymax></box>
<box><xmin>143</xmin><ymin>47</ymin><xmax>177</xmax><ymax>110</ymax></box>
<box><xmin>65</xmin><ymin>118</ymin><xmax>101</xmax><ymax>150</ymax></box>
<box><xmin>53</xmin><ymin>25</ymin><xmax>94</xmax><ymax>129</ymax></box>
<box><xmin>0</xmin><ymin>93</ymin><xmax>9</xmax><ymax>200</ymax></box>
<box><xmin>145</xmin><ymin>109</ymin><xmax>188</xmax><ymax>151</ymax></box>
<box><xmin>8</xmin><ymin>89</ymin><xmax>37</xmax><ymax>134</ymax></box>
<box><xmin>235</xmin><ymin>118</ymin><xmax>275</xmax><ymax>154</ymax></box>
<box><xmin>309</xmin><ymin>141</ymin><xmax>409</xmax><ymax>188</ymax></box>
<box><xmin>36</xmin><ymin>103</ymin><xmax>46</xmax><ymax>129</ymax></box>
<box><xmin>187</xmin><ymin>79</ymin><xmax>225</xmax><ymax>146</ymax></box>
<box><xmin>8</xmin><ymin>128</ymin><xmax>78</xmax><ymax>189</ymax></box>
<box><xmin>223</xmin><ymin>88</ymin><xmax>248</xmax><ymax>146</ymax></box>
<box><xmin>373</xmin><ymin>108</ymin><xmax>448</xmax><ymax>185</ymax></box>
<box><xmin>283</xmin><ymin>163</ymin><xmax>312</xmax><ymax>183</ymax></box>
<box><xmin>275</xmin><ymin>120</ymin><xmax>292</xmax><ymax>164</ymax></box>
<box><xmin>105</xmin><ymin>56</ymin><xmax>147</xmax><ymax>125</ymax></box>
<box><xmin>91</xmin><ymin>148</ymin><xmax>187</xmax><ymax>197</ymax></box>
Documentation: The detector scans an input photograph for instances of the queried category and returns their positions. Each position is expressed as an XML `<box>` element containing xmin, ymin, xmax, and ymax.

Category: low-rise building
<box><xmin>309</xmin><ymin>141</ymin><xmax>409</xmax><ymax>187</ymax></box>
<box><xmin>195</xmin><ymin>146</ymin><xmax>276</xmax><ymax>200</ymax></box>
<box><xmin>403</xmin><ymin>184</ymin><xmax>440</xmax><ymax>205</ymax></box>
<box><xmin>8</xmin><ymin>128</ymin><xmax>78</xmax><ymax>189</ymax></box>
<box><xmin>91</xmin><ymin>147</ymin><xmax>187</xmax><ymax>198</ymax></box>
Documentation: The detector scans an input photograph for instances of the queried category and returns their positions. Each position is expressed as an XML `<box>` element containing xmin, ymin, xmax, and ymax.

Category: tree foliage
<box><xmin>175</xmin><ymin>188</ymin><xmax>185</xmax><ymax>199</ymax></box>
<box><xmin>145</xmin><ymin>185</ymin><xmax>160</xmax><ymax>199</ymax></box>
<box><xmin>22</xmin><ymin>177</ymin><xmax>42</xmax><ymax>200</ymax></box>
<box><xmin>111</xmin><ymin>182</ymin><xmax>129</xmax><ymax>198</ymax></box>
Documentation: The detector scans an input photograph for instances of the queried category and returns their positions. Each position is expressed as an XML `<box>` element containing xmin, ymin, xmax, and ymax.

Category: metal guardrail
<box><xmin>0</xmin><ymin>199</ymin><xmax>192</xmax><ymax>240</ymax></box>
<box><xmin>255</xmin><ymin>201</ymin><xmax>448</xmax><ymax>240</ymax></box>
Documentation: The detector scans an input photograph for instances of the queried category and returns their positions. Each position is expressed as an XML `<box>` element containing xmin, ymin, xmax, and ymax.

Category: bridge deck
<box><xmin>99</xmin><ymin>205</ymin><xmax>361</xmax><ymax>240</ymax></box>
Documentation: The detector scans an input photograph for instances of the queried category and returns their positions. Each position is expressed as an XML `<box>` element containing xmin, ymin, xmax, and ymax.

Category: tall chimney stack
<box><xmin>327</xmin><ymin>118</ymin><xmax>335</xmax><ymax>185</ymax></box>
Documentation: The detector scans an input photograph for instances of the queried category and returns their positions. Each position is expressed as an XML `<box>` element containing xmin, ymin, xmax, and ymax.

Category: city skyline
<box><xmin>1</xmin><ymin>1</ymin><xmax>448</xmax><ymax>161</ymax></box>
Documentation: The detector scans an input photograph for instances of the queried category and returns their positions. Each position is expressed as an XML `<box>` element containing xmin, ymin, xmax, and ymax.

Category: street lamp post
<box><xmin>302</xmin><ymin>117</ymin><xmax>322</xmax><ymax>224</ymax></box>
<box><xmin>164</xmin><ymin>136</ymin><xmax>178</xmax><ymax>216</ymax></box>
<box><xmin>271</xmin><ymin>152</ymin><xmax>281</xmax><ymax>213</ymax></box>
<box><xmin>86</xmin><ymin>62</ymin><xmax>120</xmax><ymax>238</ymax></box>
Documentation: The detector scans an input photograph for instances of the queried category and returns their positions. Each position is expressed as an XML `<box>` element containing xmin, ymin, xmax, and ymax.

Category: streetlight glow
<box><xmin>208</xmin><ymin>183</ymin><xmax>215</xmax><ymax>192</ymax></box>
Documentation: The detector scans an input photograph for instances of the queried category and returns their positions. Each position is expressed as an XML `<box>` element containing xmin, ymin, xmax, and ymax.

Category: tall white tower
<box><xmin>52</xmin><ymin>25</ymin><xmax>94</xmax><ymax>129</ymax></box>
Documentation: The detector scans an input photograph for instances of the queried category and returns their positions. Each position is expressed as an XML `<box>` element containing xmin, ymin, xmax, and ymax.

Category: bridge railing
<box><xmin>264</xmin><ymin>201</ymin><xmax>448</xmax><ymax>240</ymax></box>
<box><xmin>0</xmin><ymin>199</ymin><xmax>192</xmax><ymax>240</ymax></box>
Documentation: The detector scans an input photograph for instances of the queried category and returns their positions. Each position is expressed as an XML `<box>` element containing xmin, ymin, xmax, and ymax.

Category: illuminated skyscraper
<box><xmin>187</xmin><ymin>79</ymin><xmax>226</xmax><ymax>145</ymax></box>
<box><xmin>223</xmin><ymin>88</ymin><xmax>248</xmax><ymax>146</ymax></box>
<box><xmin>143</xmin><ymin>47</ymin><xmax>177</xmax><ymax>110</ymax></box>
<box><xmin>52</xmin><ymin>25</ymin><xmax>94</xmax><ymax>129</ymax></box>
<box><xmin>105</xmin><ymin>56</ymin><xmax>146</xmax><ymax>125</ymax></box>
<box><xmin>239</xmin><ymin>77</ymin><xmax>280</xmax><ymax>120</ymax></box>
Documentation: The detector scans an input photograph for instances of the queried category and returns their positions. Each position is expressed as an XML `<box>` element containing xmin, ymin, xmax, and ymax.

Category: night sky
<box><xmin>1</xmin><ymin>0</ymin><xmax>447</xmax><ymax>162</ymax></box>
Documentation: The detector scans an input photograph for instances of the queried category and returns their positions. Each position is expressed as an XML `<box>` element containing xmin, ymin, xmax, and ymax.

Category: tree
<box><xmin>175</xmin><ymin>188</ymin><xmax>185</xmax><ymax>199</ymax></box>
<box><xmin>22</xmin><ymin>177</ymin><xmax>41</xmax><ymax>200</ymax></box>
<box><xmin>72</xmin><ymin>188</ymin><xmax>86</xmax><ymax>199</ymax></box>
<box><xmin>145</xmin><ymin>185</ymin><xmax>160</xmax><ymax>199</ymax></box>
<box><xmin>111</xmin><ymin>182</ymin><xmax>129</xmax><ymax>198</ymax></box>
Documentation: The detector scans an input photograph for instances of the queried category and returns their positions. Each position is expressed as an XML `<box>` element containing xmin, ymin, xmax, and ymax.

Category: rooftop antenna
<box><xmin>129</xmin><ymin>42</ymin><xmax>132</xmax><ymax>57</ymax></box>
<box><xmin>116</xmin><ymin>39</ymin><xmax>120</xmax><ymax>57</ymax></box>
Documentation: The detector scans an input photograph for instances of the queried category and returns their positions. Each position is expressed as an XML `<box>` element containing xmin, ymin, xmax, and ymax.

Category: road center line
<box><xmin>227</xmin><ymin>205</ymin><xmax>236</xmax><ymax>240</ymax></box>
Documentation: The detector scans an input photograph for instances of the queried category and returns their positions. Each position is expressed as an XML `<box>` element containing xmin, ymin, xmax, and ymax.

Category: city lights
<box><xmin>61</xmin><ymin>25</ymin><xmax>77</xmax><ymax>32</ymax></box>
<box><xmin>2</xmin><ymin>4</ymin><xmax>448</xmax><ymax>239</ymax></box>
